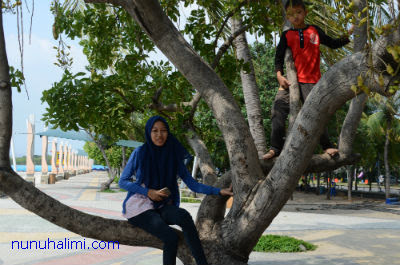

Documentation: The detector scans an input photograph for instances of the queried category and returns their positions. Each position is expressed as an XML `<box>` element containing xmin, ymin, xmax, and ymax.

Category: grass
<box><xmin>253</xmin><ymin>235</ymin><xmax>317</xmax><ymax>253</ymax></box>
<box><xmin>100</xmin><ymin>189</ymin><xmax>117</xmax><ymax>193</ymax></box>
<box><xmin>180</xmin><ymin>197</ymin><xmax>202</xmax><ymax>203</ymax></box>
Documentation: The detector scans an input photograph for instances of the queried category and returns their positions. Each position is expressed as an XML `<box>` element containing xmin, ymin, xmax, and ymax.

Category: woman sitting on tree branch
<box><xmin>119</xmin><ymin>115</ymin><xmax>233</xmax><ymax>265</ymax></box>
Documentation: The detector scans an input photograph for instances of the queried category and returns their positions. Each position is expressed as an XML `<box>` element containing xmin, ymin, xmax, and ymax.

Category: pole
<box><xmin>10</xmin><ymin>135</ymin><xmax>17</xmax><ymax>171</ymax></box>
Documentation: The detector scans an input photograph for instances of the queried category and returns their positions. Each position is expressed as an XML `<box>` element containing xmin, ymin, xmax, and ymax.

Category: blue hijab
<box><xmin>137</xmin><ymin>116</ymin><xmax>191</xmax><ymax>207</ymax></box>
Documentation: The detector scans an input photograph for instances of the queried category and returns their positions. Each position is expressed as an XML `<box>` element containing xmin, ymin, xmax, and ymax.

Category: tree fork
<box><xmin>220</xmin><ymin>27</ymin><xmax>400</xmax><ymax>258</ymax></box>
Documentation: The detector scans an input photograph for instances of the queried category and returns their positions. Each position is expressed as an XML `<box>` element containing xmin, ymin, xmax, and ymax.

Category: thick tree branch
<box><xmin>280</xmin><ymin>2</ymin><xmax>301</xmax><ymax>129</ymax></box>
<box><xmin>0</xmin><ymin>169</ymin><xmax>196</xmax><ymax>264</ymax></box>
<box><xmin>339</xmin><ymin>0</ymin><xmax>368</xmax><ymax>155</ymax></box>
<box><xmin>196</xmin><ymin>171</ymin><xmax>232</xmax><ymax>240</ymax></box>
<box><xmin>286</xmin><ymin>49</ymin><xmax>301</xmax><ymax>129</ymax></box>
<box><xmin>232</xmin><ymin>16</ymin><xmax>267</xmax><ymax>157</ymax></box>
<box><xmin>261</xmin><ymin>152</ymin><xmax>361</xmax><ymax>175</ymax></box>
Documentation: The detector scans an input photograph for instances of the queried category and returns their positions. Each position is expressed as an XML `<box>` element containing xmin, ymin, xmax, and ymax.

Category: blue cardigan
<box><xmin>119</xmin><ymin>148</ymin><xmax>221</xmax><ymax>214</ymax></box>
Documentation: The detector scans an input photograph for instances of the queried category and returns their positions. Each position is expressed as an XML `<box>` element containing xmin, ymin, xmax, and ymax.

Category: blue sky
<box><xmin>4</xmin><ymin>1</ymin><xmax>260</xmax><ymax>158</ymax></box>
<box><xmin>4</xmin><ymin>1</ymin><xmax>88</xmax><ymax>157</ymax></box>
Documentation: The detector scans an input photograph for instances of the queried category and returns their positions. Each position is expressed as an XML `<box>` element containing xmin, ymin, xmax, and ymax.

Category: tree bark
<box><xmin>231</xmin><ymin>16</ymin><xmax>267</xmax><ymax>158</ymax></box>
<box><xmin>185</xmin><ymin>127</ymin><xmax>217</xmax><ymax>186</ymax></box>
<box><xmin>280</xmin><ymin>1</ymin><xmax>301</xmax><ymax>129</ymax></box>
<box><xmin>338</xmin><ymin>0</ymin><xmax>368</xmax><ymax>156</ymax></box>
<box><xmin>0</xmin><ymin>8</ymin><xmax>12</xmax><ymax>169</ymax></box>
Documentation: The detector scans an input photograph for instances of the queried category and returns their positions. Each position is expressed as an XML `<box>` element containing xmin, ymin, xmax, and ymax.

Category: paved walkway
<box><xmin>1</xmin><ymin>171</ymin><xmax>399</xmax><ymax>265</ymax></box>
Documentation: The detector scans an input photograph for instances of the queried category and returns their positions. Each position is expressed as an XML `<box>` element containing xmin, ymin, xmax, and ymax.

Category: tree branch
<box><xmin>338</xmin><ymin>0</ymin><xmax>368</xmax><ymax>155</ymax></box>
<box><xmin>211</xmin><ymin>24</ymin><xmax>251</xmax><ymax>69</ymax></box>
<box><xmin>211</xmin><ymin>1</ymin><xmax>250</xmax><ymax>53</ymax></box>
<box><xmin>260</xmin><ymin>152</ymin><xmax>361</xmax><ymax>175</ymax></box>
<box><xmin>185</xmin><ymin>126</ymin><xmax>218</xmax><ymax>185</ymax></box>
<box><xmin>111</xmin><ymin>88</ymin><xmax>139</xmax><ymax>112</ymax></box>
<box><xmin>196</xmin><ymin>171</ymin><xmax>232</xmax><ymax>240</ymax></box>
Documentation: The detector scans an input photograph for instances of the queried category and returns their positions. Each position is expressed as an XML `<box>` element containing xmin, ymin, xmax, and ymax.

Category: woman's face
<box><xmin>151</xmin><ymin>120</ymin><xmax>168</xmax><ymax>147</ymax></box>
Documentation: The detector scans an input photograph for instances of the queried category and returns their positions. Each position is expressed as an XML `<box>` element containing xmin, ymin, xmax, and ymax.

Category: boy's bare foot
<box><xmin>262</xmin><ymin>149</ymin><xmax>276</xmax><ymax>160</ymax></box>
<box><xmin>324</xmin><ymin>148</ymin><xmax>339</xmax><ymax>157</ymax></box>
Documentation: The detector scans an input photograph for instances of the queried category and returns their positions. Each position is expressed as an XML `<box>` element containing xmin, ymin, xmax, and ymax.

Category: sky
<box><xmin>4</xmin><ymin>1</ymin><xmax>260</xmax><ymax>159</ymax></box>
<box><xmin>3</xmin><ymin>1</ymin><xmax>196</xmax><ymax>159</ymax></box>
<box><xmin>4</xmin><ymin>1</ymin><xmax>90</xmax><ymax>158</ymax></box>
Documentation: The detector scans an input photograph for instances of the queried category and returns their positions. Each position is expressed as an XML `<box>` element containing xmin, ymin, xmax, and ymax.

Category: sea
<box><xmin>11</xmin><ymin>165</ymin><xmax>107</xmax><ymax>172</ymax></box>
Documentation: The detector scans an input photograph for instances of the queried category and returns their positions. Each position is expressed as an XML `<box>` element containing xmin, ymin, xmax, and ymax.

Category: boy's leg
<box><xmin>300</xmin><ymin>83</ymin><xmax>338</xmax><ymax>156</ymax></box>
<box><xmin>320</xmin><ymin>128</ymin><xmax>337</xmax><ymax>155</ymax></box>
<box><xmin>159</xmin><ymin>205</ymin><xmax>208</xmax><ymax>265</ymax></box>
<box><xmin>299</xmin><ymin>82</ymin><xmax>314</xmax><ymax>102</ymax></box>
<box><xmin>264</xmin><ymin>89</ymin><xmax>290</xmax><ymax>159</ymax></box>
<box><xmin>129</xmin><ymin>210</ymin><xmax>179</xmax><ymax>265</ymax></box>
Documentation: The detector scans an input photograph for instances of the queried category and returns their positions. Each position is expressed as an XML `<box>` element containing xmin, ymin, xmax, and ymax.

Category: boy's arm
<box><xmin>315</xmin><ymin>25</ymin><xmax>350</xmax><ymax>49</ymax></box>
<box><xmin>275</xmin><ymin>31</ymin><xmax>290</xmax><ymax>88</ymax></box>
<box><xmin>274</xmin><ymin>31</ymin><xmax>288</xmax><ymax>75</ymax></box>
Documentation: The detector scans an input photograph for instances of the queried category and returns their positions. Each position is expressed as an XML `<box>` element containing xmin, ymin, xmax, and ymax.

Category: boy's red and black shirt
<box><xmin>275</xmin><ymin>25</ymin><xmax>350</xmax><ymax>84</ymax></box>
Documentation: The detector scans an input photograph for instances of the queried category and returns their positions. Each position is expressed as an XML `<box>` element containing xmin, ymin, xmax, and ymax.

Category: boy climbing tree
<box><xmin>263</xmin><ymin>0</ymin><xmax>354</xmax><ymax>160</ymax></box>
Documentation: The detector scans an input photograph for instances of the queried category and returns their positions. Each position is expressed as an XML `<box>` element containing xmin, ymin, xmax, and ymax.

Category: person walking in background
<box><xmin>119</xmin><ymin>115</ymin><xmax>233</xmax><ymax>265</ymax></box>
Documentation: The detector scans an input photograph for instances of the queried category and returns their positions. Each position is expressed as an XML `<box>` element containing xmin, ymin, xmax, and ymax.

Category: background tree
<box><xmin>365</xmin><ymin>93</ymin><xmax>400</xmax><ymax>198</ymax></box>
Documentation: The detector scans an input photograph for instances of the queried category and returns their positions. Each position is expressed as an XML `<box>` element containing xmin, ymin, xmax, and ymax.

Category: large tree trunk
<box><xmin>231</xmin><ymin>16</ymin><xmax>267</xmax><ymax>158</ymax></box>
<box><xmin>0</xmin><ymin>8</ymin><xmax>12</xmax><ymax>169</ymax></box>
<box><xmin>384</xmin><ymin>123</ymin><xmax>391</xmax><ymax>199</ymax></box>
<box><xmin>1</xmin><ymin>1</ymin><xmax>399</xmax><ymax>264</ymax></box>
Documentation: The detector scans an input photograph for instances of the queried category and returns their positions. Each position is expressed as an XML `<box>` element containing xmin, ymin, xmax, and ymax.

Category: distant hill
<box><xmin>11</xmin><ymin>155</ymin><xmax>51</xmax><ymax>165</ymax></box>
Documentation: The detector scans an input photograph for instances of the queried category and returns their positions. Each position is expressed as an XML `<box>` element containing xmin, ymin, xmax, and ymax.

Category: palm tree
<box><xmin>365</xmin><ymin>93</ymin><xmax>400</xmax><ymax>199</ymax></box>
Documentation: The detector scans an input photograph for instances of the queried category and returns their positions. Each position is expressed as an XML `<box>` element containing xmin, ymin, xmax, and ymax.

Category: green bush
<box><xmin>100</xmin><ymin>189</ymin><xmax>116</xmax><ymax>193</ymax></box>
<box><xmin>254</xmin><ymin>235</ymin><xmax>316</xmax><ymax>253</ymax></box>
<box><xmin>180</xmin><ymin>197</ymin><xmax>201</xmax><ymax>203</ymax></box>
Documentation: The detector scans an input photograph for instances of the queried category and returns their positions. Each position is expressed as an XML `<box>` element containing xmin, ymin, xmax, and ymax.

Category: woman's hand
<box><xmin>148</xmin><ymin>189</ymin><xmax>169</xmax><ymax>201</ymax></box>
<box><xmin>220</xmin><ymin>185</ymin><xmax>233</xmax><ymax>196</ymax></box>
